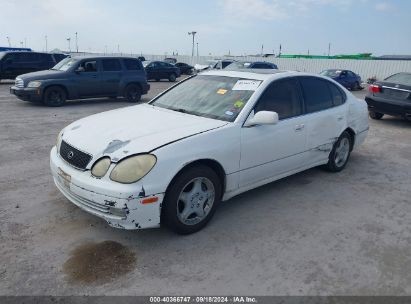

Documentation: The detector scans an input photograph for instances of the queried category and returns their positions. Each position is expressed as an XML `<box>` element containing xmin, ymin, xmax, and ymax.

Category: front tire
<box><xmin>369</xmin><ymin>111</ymin><xmax>384</xmax><ymax>120</ymax></box>
<box><xmin>325</xmin><ymin>131</ymin><xmax>352</xmax><ymax>172</ymax></box>
<box><xmin>43</xmin><ymin>86</ymin><xmax>66</xmax><ymax>107</ymax></box>
<box><xmin>162</xmin><ymin>165</ymin><xmax>222</xmax><ymax>234</ymax></box>
<box><xmin>124</xmin><ymin>84</ymin><xmax>141</xmax><ymax>103</ymax></box>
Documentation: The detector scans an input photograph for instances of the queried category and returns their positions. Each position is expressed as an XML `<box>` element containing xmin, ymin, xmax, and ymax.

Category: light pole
<box><xmin>67</xmin><ymin>38</ymin><xmax>71</xmax><ymax>52</ymax></box>
<box><xmin>75</xmin><ymin>32</ymin><xmax>78</xmax><ymax>53</ymax></box>
<box><xmin>328</xmin><ymin>43</ymin><xmax>331</xmax><ymax>57</ymax></box>
<box><xmin>6</xmin><ymin>36</ymin><xmax>11</xmax><ymax>47</ymax></box>
<box><xmin>20</xmin><ymin>41</ymin><xmax>23</xmax><ymax>48</ymax></box>
<box><xmin>188</xmin><ymin>31</ymin><xmax>197</xmax><ymax>58</ymax></box>
<box><xmin>197</xmin><ymin>43</ymin><xmax>199</xmax><ymax>57</ymax></box>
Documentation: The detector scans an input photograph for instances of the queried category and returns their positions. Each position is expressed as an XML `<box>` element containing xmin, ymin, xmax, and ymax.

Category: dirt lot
<box><xmin>0</xmin><ymin>79</ymin><xmax>410</xmax><ymax>296</ymax></box>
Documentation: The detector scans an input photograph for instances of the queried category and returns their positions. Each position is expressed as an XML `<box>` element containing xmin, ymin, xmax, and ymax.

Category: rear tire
<box><xmin>168</xmin><ymin>73</ymin><xmax>176</xmax><ymax>82</ymax></box>
<box><xmin>324</xmin><ymin>131</ymin><xmax>352</xmax><ymax>172</ymax></box>
<box><xmin>43</xmin><ymin>86</ymin><xmax>66</xmax><ymax>107</ymax></box>
<box><xmin>124</xmin><ymin>84</ymin><xmax>141</xmax><ymax>103</ymax></box>
<box><xmin>369</xmin><ymin>111</ymin><xmax>384</xmax><ymax>120</ymax></box>
<box><xmin>162</xmin><ymin>165</ymin><xmax>222</xmax><ymax>234</ymax></box>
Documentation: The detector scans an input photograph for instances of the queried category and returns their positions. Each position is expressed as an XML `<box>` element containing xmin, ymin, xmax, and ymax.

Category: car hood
<box><xmin>62</xmin><ymin>104</ymin><xmax>229</xmax><ymax>162</ymax></box>
<box><xmin>18</xmin><ymin>70</ymin><xmax>66</xmax><ymax>81</ymax></box>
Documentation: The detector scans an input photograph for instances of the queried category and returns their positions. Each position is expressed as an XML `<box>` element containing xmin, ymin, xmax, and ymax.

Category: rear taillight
<box><xmin>369</xmin><ymin>85</ymin><xmax>381</xmax><ymax>93</ymax></box>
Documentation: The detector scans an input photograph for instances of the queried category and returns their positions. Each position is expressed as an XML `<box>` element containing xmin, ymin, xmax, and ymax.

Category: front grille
<box><xmin>15</xmin><ymin>78</ymin><xmax>24</xmax><ymax>88</ymax></box>
<box><xmin>60</xmin><ymin>140</ymin><xmax>92</xmax><ymax>170</ymax></box>
<box><xmin>382</xmin><ymin>88</ymin><xmax>410</xmax><ymax>100</ymax></box>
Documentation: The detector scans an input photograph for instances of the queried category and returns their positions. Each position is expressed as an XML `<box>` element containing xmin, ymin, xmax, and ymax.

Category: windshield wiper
<box><xmin>172</xmin><ymin>108</ymin><xmax>189</xmax><ymax>114</ymax></box>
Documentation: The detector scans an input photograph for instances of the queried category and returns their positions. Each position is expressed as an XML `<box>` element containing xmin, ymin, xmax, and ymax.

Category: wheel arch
<box><xmin>343</xmin><ymin>127</ymin><xmax>356</xmax><ymax>151</ymax></box>
<box><xmin>165</xmin><ymin>159</ymin><xmax>227</xmax><ymax>200</ymax></box>
<box><xmin>43</xmin><ymin>84</ymin><xmax>69</xmax><ymax>99</ymax></box>
<box><xmin>122</xmin><ymin>82</ymin><xmax>143</xmax><ymax>95</ymax></box>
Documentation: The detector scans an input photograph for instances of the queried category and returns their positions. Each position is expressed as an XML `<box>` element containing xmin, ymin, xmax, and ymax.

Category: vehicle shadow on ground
<box><xmin>373</xmin><ymin>116</ymin><xmax>411</xmax><ymax>127</ymax></box>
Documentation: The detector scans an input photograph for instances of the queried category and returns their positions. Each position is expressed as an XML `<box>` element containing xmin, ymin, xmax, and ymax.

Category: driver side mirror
<box><xmin>244</xmin><ymin>111</ymin><xmax>279</xmax><ymax>127</ymax></box>
<box><xmin>75</xmin><ymin>66</ymin><xmax>85</xmax><ymax>73</ymax></box>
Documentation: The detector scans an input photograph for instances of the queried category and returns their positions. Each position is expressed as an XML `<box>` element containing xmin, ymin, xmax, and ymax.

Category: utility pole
<box><xmin>328</xmin><ymin>43</ymin><xmax>331</xmax><ymax>57</ymax></box>
<box><xmin>6</xmin><ymin>36</ymin><xmax>11</xmax><ymax>47</ymax></box>
<box><xmin>67</xmin><ymin>37</ymin><xmax>71</xmax><ymax>52</ymax></box>
<box><xmin>45</xmin><ymin>35</ymin><xmax>48</xmax><ymax>52</ymax></box>
<box><xmin>261</xmin><ymin>44</ymin><xmax>264</xmax><ymax>57</ymax></box>
<box><xmin>279</xmin><ymin>44</ymin><xmax>282</xmax><ymax>57</ymax></box>
<box><xmin>188</xmin><ymin>31</ymin><xmax>197</xmax><ymax>58</ymax></box>
<box><xmin>75</xmin><ymin>32</ymin><xmax>78</xmax><ymax>53</ymax></box>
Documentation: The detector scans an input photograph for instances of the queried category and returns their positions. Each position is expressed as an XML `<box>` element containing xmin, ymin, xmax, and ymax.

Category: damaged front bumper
<box><xmin>50</xmin><ymin>147</ymin><xmax>164</xmax><ymax>230</ymax></box>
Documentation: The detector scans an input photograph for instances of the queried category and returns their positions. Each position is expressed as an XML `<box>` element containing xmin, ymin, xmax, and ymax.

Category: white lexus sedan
<box><xmin>50</xmin><ymin>70</ymin><xmax>369</xmax><ymax>234</ymax></box>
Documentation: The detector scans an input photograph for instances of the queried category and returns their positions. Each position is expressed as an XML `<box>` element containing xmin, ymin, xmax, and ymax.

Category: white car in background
<box><xmin>50</xmin><ymin>70</ymin><xmax>369</xmax><ymax>234</ymax></box>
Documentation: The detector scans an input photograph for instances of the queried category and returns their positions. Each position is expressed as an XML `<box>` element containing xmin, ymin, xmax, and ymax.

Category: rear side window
<box><xmin>124</xmin><ymin>59</ymin><xmax>141</xmax><ymax>70</ymax></box>
<box><xmin>299</xmin><ymin>77</ymin><xmax>333</xmax><ymax>113</ymax></box>
<box><xmin>328</xmin><ymin>82</ymin><xmax>346</xmax><ymax>106</ymax></box>
<box><xmin>102</xmin><ymin>59</ymin><xmax>122</xmax><ymax>71</ymax></box>
<box><xmin>255</xmin><ymin>78</ymin><xmax>303</xmax><ymax>120</ymax></box>
<box><xmin>19</xmin><ymin>53</ymin><xmax>38</xmax><ymax>62</ymax></box>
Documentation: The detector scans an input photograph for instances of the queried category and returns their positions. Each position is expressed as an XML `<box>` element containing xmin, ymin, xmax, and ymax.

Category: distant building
<box><xmin>376</xmin><ymin>55</ymin><xmax>411</xmax><ymax>61</ymax></box>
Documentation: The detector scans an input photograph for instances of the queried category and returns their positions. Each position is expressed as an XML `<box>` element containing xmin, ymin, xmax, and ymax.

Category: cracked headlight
<box><xmin>110</xmin><ymin>154</ymin><xmax>156</xmax><ymax>184</ymax></box>
<box><xmin>56</xmin><ymin>130</ymin><xmax>63</xmax><ymax>153</ymax></box>
<box><xmin>27</xmin><ymin>81</ymin><xmax>42</xmax><ymax>88</ymax></box>
<box><xmin>91</xmin><ymin>157</ymin><xmax>111</xmax><ymax>178</ymax></box>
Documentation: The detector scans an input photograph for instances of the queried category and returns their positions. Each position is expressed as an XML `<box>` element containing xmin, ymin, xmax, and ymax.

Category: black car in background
<box><xmin>143</xmin><ymin>61</ymin><xmax>181</xmax><ymax>82</ymax></box>
<box><xmin>10</xmin><ymin>56</ymin><xmax>149</xmax><ymax>106</ymax></box>
<box><xmin>225</xmin><ymin>61</ymin><xmax>278</xmax><ymax>70</ymax></box>
<box><xmin>175</xmin><ymin>62</ymin><xmax>194</xmax><ymax>75</ymax></box>
<box><xmin>0</xmin><ymin>51</ymin><xmax>68</xmax><ymax>81</ymax></box>
<box><xmin>365</xmin><ymin>72</ymin><xmax>411</xmax><ymax>120</ymax></box>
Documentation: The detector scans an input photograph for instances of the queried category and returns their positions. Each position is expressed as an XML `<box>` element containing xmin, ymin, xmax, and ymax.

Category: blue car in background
<box><xmin>320</xmin><ymin>69</ymin><xmax>362</xmax><ymax>90</ymax></box>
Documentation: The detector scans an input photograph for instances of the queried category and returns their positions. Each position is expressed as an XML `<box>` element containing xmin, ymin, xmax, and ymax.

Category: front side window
<box><xmin>102</xmin><ymin>59</ymin><xmax>122</xmax><ymax>71</ymax></box>
<box><xmin>79</xmin><ymin>60</ymin><xmax>97</xmax><ymax>72</ymax></box>
<box><xmin>151</xmin><ymin>75</ymin><xmax>259</xmax><ymax>122</ymax></box>
<box><xmin>52</xmin><ymin>58</ymin><xmax>78</xmax><ymax>71</ymax></box>
<box><xmin>255</xmin><ymin>78</ymin><xmax>303</xmax><ymax>120</ymax></box>
<box><xmin>300</xmin><ymin>77</ymin><xmax>334</xmax><ymax>113</ymax></box>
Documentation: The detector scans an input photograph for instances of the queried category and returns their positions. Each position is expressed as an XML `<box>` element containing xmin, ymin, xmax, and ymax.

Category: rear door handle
<box><xmin>337</xmin><ymin>116</ymin><xmax>344</xmax><ymax>121</ymax></box>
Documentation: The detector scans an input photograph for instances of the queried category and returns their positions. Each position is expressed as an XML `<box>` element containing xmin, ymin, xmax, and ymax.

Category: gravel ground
<box><xmin>0</xmin><ymin>79</ymin><xmax>410</xmax><ymax>296</ymax></box>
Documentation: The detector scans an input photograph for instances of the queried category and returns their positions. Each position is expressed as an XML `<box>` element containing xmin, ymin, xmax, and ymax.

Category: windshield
<box><xmin>320</xmin><ymin>70</ymin><xmax>341</xmax><ymax>77</ymax></box>
<box><xmin>151</xmin><ymin>75</ymin><xmax>260</xmax><ymax>122</ymax></box>
<box><xmin>385</xmin><ymin>73</ymin><xmax>411</xmax><ymax>86</ymax></box>
<box><xmin>52</xmin><ymin>58</ymin><xmax>78</xmax><ymax>71</ymax></box>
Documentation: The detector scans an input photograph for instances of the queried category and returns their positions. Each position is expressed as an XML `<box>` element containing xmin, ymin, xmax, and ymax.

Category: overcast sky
<box><xmin>1</xmin><ymin>0</ymin><xmax>410</xmax><ymax>56</ymax></box>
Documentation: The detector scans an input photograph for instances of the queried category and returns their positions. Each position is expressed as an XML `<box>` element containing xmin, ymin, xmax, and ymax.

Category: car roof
<box><xmin>201</xmin><ymin>69</ymin><xmax>296</xmax><ymax>81</ymax></box>
<box><xmin>202</xmin><ymin>70</ymin><xmax>340</xmax><ymax>83</ymax></box>
<box><xmin>71</xmin><ymin>55</ymin><xmax>139</xmax><ymax>60</ymax></box>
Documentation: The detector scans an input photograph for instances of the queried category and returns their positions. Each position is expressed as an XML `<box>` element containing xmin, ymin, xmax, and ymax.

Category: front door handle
<box><xmin>295</xmin><ymin>124</ymin><xmax>305</xmax><ymax>131</ymax></box>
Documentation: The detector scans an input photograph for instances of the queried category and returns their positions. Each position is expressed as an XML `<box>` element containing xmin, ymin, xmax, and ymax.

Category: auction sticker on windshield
<box><xmin>232</xmin><ymin>80</ymin><xmax>261</xmax><ymax>91</ymax></box>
